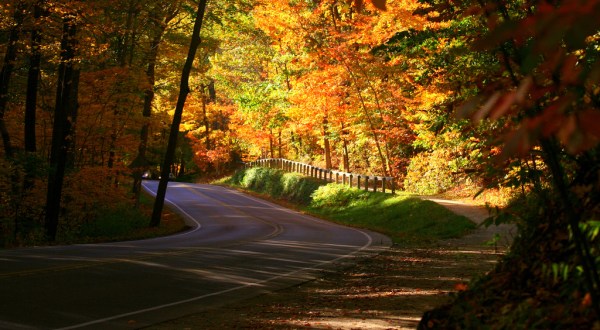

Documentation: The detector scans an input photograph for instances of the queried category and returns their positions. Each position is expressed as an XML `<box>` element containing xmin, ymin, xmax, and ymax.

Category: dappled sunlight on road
<box><xmin>148</xmin><ymin>244</ymin><xmax>503</xmax><ymax>329</ymax></box>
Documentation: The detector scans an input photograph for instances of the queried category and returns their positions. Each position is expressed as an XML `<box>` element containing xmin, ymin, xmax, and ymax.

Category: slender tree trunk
<box><xmin>342</xmin><ymin>62</ymin><xmax>388</xmax><ymax>176</ymax></box>
<box><xmin>290</xmin><ymin>131</ymin><xmax>299</xmax><ymax>158</ymax></box>
<box><xmin>207</xmin><ymin>79</ymin><xmax>216</xmax><ymax>102</ymax></box>
<box><xmin>278</xmin><ymin>129</ymin><xmax>282</xmax><ymax>158</ymax></box>
<box><xmin>150</xmin><ymin>0</ymin><xmax>209</xmax><ymax>227</ymax></box>
<box><xmin>341</xmin><ymin>121</ymin><xmax>350</xmax><ymax>171</ymax></box>
<box><xmin>323</xmin><ymin>115</ymin><xmax>332</xmax><ymax>169</ymax></box>
<box><xmin>132</xmin><ymin>13</ymin><xmax>172</xmax><ymax>201</ymax></box>
<box><xmin>22</xmin><ymin>1</ymin><xmax>44</xmax><ymax>191</ymax></box>
<box><xmin>269</xmin><ymin>129</ymin><xmax>274</xmax><ymax>159</ymax></box>
<box><xmin>0</xmin><ymin>1</ymin><xmax>26</xmax><ymax>159</ymax></box>
<box><xmin>25</xmin><ymin>2</ymin><xmax>43</xmax><ymax>154</ymax></box>
<box><xmin>44</xmin><ymin>14</ymin><xmax>79</xmax><ymax>241</ymax></box>
<box><xmin>202</xmin><ymin>90</ymin><xmax>210</xmax><ymax>149</ymax></box>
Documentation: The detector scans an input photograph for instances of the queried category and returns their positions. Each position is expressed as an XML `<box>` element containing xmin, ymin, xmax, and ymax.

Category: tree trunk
<box><xmin>202</xmin><ymin>88</ymin><xmax>210</xmax><ymax>149</ymax></box>
<box><xmin>25</xmin><ymin>1</ymin><xmax>43</xmax><ymax>154</ymax></box>
<box><xmin>344</xmin><ymin>63</ymin><xmax>388</xmax><ymax>176</ymax></box>
<box><xmin>290</xmin><ymin>131</ymin><xmax>300</xmax><ymax>158</ymax></box>
<box><xmin>269</xmin><ymin>128</ymin><xmax>274</xmax><ymax>158</ymax></box>
<box><xmin>44</xmin><ymin>14</ymin><xmax>79</xmax><ymax>241</ymax></box>
<box><xmin>0</xmin><ymin>1</ymin><xmax>26</xmax><ymax>159</ymax></box>
<box><xmin>341</xmin><ymin>122</ymin><xmax>350</xmax><ymax>171</ymax></box>
<box><xmin>278</xmin><ymin>129</ymin><xmax>282</xmax><ymax>158</ymax></box>
<box><xmin>323</xmin><ymin>115</ymin><xmax>332</xmax><ymax>169</ymax></box>
<box><xmin>23</xmin><ymin>1</ymin><xmax>44</xmax><ymax>191</ymax></box>
<box><xmin>132</xmin><ymin>9</ymin><xmax>173</xmax><ymax>200</ymax></box>
<box><xmin>150</xmin><ymin>0</ymin><xmax>208</xmax><ymax>227</ymax></box>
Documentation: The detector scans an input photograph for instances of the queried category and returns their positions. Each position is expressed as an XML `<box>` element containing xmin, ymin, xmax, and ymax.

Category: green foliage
<box><xmin>222</xmin><ymin>168</ymin><xmax>475</xmax><ymax>247</ymax></box>
<box><xmin>224</xmin><ymin>167</ymin><xmax>321</xmax><ymax>205</ymax></box>
<box><xmin>404</xmin><ymin>149</ymin><xmax>455</xmax><ymax>195</ymax></box>
<box><xmin>308</xmin><ymin>184</ymin><xmax>475</xmax><ymax>246</ymax></box>
<box><xmin>310</xmin><ymin>184</ymin><xmax>370</xmax><ymax>208</ymax></box>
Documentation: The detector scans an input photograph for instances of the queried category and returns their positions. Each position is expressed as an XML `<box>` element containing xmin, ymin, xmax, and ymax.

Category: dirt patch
<box><xmin>147</xmin><ymin>200</ymin><xmax>511</xmax><ymax>329</ymax></box>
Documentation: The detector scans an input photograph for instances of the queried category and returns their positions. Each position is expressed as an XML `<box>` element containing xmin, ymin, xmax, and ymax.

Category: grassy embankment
<box><xmin>217</xmin><ymin>167</ymin><xmax>476</xmax><ymax>247</ymax></box>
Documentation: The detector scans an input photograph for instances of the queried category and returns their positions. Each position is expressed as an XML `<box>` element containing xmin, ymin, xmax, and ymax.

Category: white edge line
<box><xmin>56</xmin><ymin>184</ymin><xmax>378</xmax><ymax>330</ymax></box>
<box><xmin>55</xmin><ymin>230</ymin><xmax>373</xmax><ymax>330</ymax></box>
<box><xmin>140</xmin><ymin>181</ymin><xmax>202</xmax><ymax>239</ymax></box>
<box><xmin>55</xmin><ymin>182</ymin><xmax>387</xmax><ymax>329</ymax></box>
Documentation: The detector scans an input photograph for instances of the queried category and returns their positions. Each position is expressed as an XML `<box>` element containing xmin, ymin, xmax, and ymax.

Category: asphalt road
<box><xmin>0</xmin><ymin>182</ymin><xmax>391</xmax><ymax>329</ymax></box>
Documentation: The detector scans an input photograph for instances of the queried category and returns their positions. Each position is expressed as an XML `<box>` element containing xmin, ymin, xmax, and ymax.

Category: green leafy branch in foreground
<box><xmin>218</xmin><ymin>167</ymin><xmax>475</xmax><ymax>247</ymax></box>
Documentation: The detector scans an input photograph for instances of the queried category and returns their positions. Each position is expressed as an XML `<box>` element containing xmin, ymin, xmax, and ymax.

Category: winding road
<box><xmin>0</xmin><ymin>182</ymin><xmax>391</xmax><ymax>329</ymax></box>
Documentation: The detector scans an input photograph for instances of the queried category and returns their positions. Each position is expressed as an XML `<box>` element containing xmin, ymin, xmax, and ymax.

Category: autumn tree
<box><xmin>412</xmin><ymin>1</ymin><xmax>600</xmax><ymax>326</ymax></box>
<box><xmin>44</xmin><ymin>4</ymin><xmax>81</xmax><ymax>240</ymax></box>
<box><xmin>150</xmin><ymin>0</ymin><xmax>209</xmax><ymax>227</ymax></box>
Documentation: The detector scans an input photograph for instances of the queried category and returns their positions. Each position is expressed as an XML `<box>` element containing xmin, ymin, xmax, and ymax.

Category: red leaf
<box><xmin>578</xmin><ymin>109</ymin><xmax>600</xmax><ymax>139</ymax></box>
<box><xmin>473</xmin><ymin>92</ymin><xmax>501</xmax><ymax>122</ymax></box>
<box><xmin>582</xmin><ymin>292</ymin><xmax>592</xmax><ymax>308</ymax></box>
<box><xmin>454</xmin><ymin>283</ymin><xmax>468</xmax><ymax>292</ymax></box>
<box><xmin>489</xmin><ymin>91</ymin><xmax>517</xmax><ymax>120</ymax></box>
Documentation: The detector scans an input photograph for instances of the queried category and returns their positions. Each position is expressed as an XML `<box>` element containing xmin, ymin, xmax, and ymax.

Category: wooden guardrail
<box><xmin>245</xmin><ymin>158</ymin><xmax>395</xmax><ymax>194</ymax></box>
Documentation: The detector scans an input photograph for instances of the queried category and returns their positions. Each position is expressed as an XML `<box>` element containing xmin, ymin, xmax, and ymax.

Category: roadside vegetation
<box><xmin>0</xmin><ymin>188</ymin><xmax>186</xmax><ymax>248</ymax></box>
<box><xmin>219</xmin><ymin>167</ymin><xmax>475</xmax><ymax>247</ymax></box>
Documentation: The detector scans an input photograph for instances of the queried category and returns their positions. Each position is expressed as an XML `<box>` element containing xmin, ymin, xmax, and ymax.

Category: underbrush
<box><xmin>0</xmin><ymin>165</ymin><xmax>187</xmax><ymax>247</ymax></box>
<box><xmin>224</xmin><ymin>167</ymin><xmax>322</xmax><ymax>205</ymax></box>
<box><xmin>420</xmin><ymin>192</ymin><xmax>600</xmax><ymax>329</ymax></box>
<box><xmin>63</xmin><ymin>194</ymin><xmax>186</xmax><ymax>244</ymax></box>
<box><xmin>219</xmin><ymin>167</ymin><xmax>476</xmax><ymax>246</ymax></box>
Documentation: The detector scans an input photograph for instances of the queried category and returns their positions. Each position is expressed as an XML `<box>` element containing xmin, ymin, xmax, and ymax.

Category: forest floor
<box><xmin>148</xmin><ymin>199</ymin><xmax>515</xmax><ymax>330</ymax></box>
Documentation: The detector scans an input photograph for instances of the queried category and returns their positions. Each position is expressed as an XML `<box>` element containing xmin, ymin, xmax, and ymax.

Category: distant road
<box><xmin>0</xmin><ymin>182</ymin><xmax>390</xmax><ymax>329</ymax></box>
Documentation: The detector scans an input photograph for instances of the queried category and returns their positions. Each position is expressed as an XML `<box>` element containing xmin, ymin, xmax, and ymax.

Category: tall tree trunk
<box><xmin>25</xmin><ymin>1</ymin><xmax>43</xmax><ymax>154</ymax></box>
<box><xmin>23</xmin><ymin>1</ymin><xmax>44</xmax><ymax>190</ymax></box>
<box><xmin>132</xmin><ymin>5</ymin><xmax>178</xmax><ymax>201</ymax></box>
<box><xmin>323</xmin><ymin>115</ymin><xmax>332</xmax><ymax>169</ymax></box>
<box><xmin>44</xmin><ymin>14</ymin><xmax>79</xmax><ymax>241</ymax></box>
<box><xmin>150</xmin><ymin>0</ymin><xmax>208</xmax><ymax>227</ymax></box>
<box><xmin>269</xmin><ymin>128</ymin><xmax>274</xmax><ymax>158</ymax></box>
<box><xmin>278</xmin><ymin>129</ymin><xmax>282</xmax><ymax>158</ymax></box>
<box><xmin>341</xmin><ymin>121</ymin><xmax>350</xmax><ymax>172</ymax></box>
<box><xmin>109</xmin><ymin>0</ymin><xmax>139</xmax><ymax>183</ymax></box>
<box><xmin>0</xmin><ymin>1</ymin><xmax>26</xmax><ymax>159</ymax></box>
<box><xmin>202</xmin><ymin>89</ymin><xmax>210</xmax><ymax>149</ymax></box>
<box><xmin>342</xmin><ymin>62</ymin><xmax>388</xmax><ymax>176</ymax></box>
<box><xmin>290</xmin><ymin>131</ymin><xmax>299</xmax><ymax>158</ymax></box>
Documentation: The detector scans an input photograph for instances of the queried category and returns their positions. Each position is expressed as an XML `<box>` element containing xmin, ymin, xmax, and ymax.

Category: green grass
<box><xmin>218</xmin><ymin>168</ymin><xmax>476</xmax><ymax>247</ymax></box>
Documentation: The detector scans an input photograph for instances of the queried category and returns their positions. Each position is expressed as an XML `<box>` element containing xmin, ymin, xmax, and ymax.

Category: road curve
<box><xmin>0</xmin><ymin>182</ymin><xmax>391</xmax><ymax>329</ymax></box>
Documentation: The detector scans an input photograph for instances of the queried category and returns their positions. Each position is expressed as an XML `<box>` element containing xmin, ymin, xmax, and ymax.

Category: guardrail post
<box><xmin>373</xmin><ymin>176</ymin><xmax>378</xmax><ymax>192</ymax></box>
<box><xmin>357</xmin><ymin>175</ymin><xmax>361</xmax><ymax>189</ymax></box>
<box><xmin>382</xmin><ymin>177</ymin><xmax>386</xmax><ymax>193</ymax></box>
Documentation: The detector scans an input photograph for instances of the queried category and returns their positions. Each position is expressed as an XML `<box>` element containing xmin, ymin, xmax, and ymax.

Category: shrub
<box><xmin>310</xmin><ymin>183</ymin><xmax>370</xmax><ymax>208</ymax></box>
<box><xmin>225</xmin><ymin>168</ymin><xmax>322</xmax><ymax>205</ymax></box>
<box><xmin>404</xmin><ymin>149</ymin><xmax>456</xmax><ymax>195</ymax></box>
